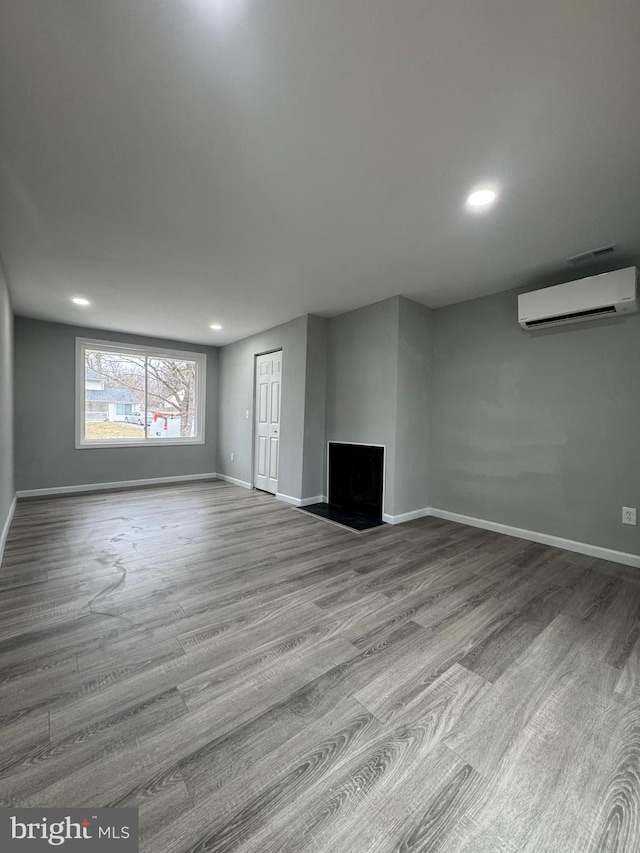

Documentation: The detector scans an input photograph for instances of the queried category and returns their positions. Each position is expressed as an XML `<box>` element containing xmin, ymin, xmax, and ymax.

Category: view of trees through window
<box><xmin>82</xmin><ymin>345</ymin><xmax>201</xmax><ymax>443</ymax></box>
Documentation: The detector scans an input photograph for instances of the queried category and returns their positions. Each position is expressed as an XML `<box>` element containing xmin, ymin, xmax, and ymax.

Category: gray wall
<box><xmin>14</xmin><ymin>318</ymin><xmax>218</xmax><ymax>491</ymax></box>
<box><xmin>325</xmin><ymin>298</ymin><xmax>400</xmax><ymax>516</ymax></box>
<box><xmin>217</xmin><ymin>315</ymin><xmax>309</xmax><ymax>500</ymax></box>
<box><xmin>430</xmin><ymin>286</ymin><xmax>640</xmax><ymax>554</ymax></box>
<box><xmin>394</xmin><ymin>297</ymin><xmax>434</xmax><ymax>516</ymax></box>
<box><xmin>0</xmin><ymin>261</ymin><xmax>14</xmax><ymax>544</ymax></box>
<box><xmin>302</xmin><ymin>315</ymin><xmax>328</xmax><ymax>501</ymax></box>
<box><xmin>324</xmin><ymin>296</ymin><xmax>434</xmax><ymax>518</ymax></box>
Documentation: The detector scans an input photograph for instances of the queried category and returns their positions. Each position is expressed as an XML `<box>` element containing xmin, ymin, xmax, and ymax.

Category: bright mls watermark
<box><xmin>1</xmin><ymin>809</ymin><xmax>138</xmax><ymax>851</ymax></box>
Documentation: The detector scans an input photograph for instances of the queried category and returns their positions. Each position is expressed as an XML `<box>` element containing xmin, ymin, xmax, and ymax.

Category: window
<box><xmin>76</xmin><ymin>338</ymin><xmax>206</xmax><ymax>447</ymax></box>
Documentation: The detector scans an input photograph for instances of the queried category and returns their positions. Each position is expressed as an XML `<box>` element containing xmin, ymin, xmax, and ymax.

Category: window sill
<box><xmin>75</xmin><ymin>438</ymin><xmax>206</xmax><ymax>449</ymax></box>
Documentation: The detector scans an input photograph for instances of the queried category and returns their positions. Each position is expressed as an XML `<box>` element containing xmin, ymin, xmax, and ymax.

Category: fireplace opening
<box><xmin>299</xmin><ymin>442</ymin><xmax>385</xmax><ymax>532</ymax></box>
<box><xmin>328</xmin><ymin>442</ymin><xmax>384</xmax><ymax>520</ymax></box>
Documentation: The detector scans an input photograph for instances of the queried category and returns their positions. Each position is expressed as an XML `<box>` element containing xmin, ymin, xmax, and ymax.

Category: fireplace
<box><xmin>328</xmin><ymin>442</ymin><xmax>384</xmax><ymax>521</ymax></box>
<box><xmin>299</xmin><ymin>442</ymin><xmax>385</xmax><ymax>531</ymax></box>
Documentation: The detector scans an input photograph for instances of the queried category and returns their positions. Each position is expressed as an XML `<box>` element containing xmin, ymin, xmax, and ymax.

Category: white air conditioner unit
<box><xmin>518</xmin><ymin>267</ymin><xmax>638</xmax><ymax>330</ymax></box>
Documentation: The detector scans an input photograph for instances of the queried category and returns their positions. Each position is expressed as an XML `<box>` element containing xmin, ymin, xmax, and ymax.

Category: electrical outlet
<box><xmin>230</xmin><ymin>452</ymin><xmax>234</xmax><ymax>462</ymax></box>
<box><xmin>245</xmin><ymin>409</ymin><xmax>250</xmax><ymax>419</ymax></box>
<box><xmin>622</xmin><ymin>507</ymin><xmax>637</xmax><ymax>525</ymax></box>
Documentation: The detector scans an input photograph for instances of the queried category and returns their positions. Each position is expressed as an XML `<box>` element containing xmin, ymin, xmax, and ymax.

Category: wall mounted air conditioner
<box><xmin>518</xmin><ymin>267</ymin><xmax>638</xmax><ymax>330</ymax></box>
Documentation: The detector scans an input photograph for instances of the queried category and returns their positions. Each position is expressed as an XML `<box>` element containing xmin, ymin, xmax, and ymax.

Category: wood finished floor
<box><xmin>1</xmin><ymin>481</ymin><xmax>639</xmax><ymax>852</ymax></box>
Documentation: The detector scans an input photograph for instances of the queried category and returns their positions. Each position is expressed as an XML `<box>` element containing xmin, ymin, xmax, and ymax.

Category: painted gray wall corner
<box><xmin>430</xmin><ymin>286</ymin><xmax>640</xmax><ymax>554</ymax></box>
<box><xmin>325</xmin><ymin>297</ymin><xmax>400</xmax><ymax>516</ymax></box>
<box><xmin>0</xmin><ymin>260</ymin><xmax>15</xmax><ymax>550</ymax></box>
<box><xmin>13</xmin><ymin>318</ymin><xmax>218</xmax><ymax>491</ymax></box>
<box><xmin>393</xmin><ymin>297</ymin><xmax>434</xmax><ymax>516</ymax></box>
<box><xmin>302</xmin><ymin>315</ymin><xmax>328</xmax><ymax>500</ymax></box>
<box><xmin>217</xmin><ymin>315</ymin><xmax>308</xmax><ymax>500</ymax></box>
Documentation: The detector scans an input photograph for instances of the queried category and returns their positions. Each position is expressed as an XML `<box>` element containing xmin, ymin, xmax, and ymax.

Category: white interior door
<box><xmin>254</xmin><ymin>350</ymin><xmax>282</xmax><ymax>494</ymax></box>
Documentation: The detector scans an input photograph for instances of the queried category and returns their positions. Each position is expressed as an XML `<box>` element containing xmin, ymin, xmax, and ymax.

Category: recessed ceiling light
<box><xmin>209</xmin><ymin>323</ymin><xmax>223</xmax><ymax>330</ymax></box>
<box><xmin>466</xmin><ymin>187</ymin><xmax>498</xmax><ymax>209</ymax></box>
<box><xmin>71</xmin><ymin>297</ymin><xmax>91</xmax><ymax>306</ymax></box>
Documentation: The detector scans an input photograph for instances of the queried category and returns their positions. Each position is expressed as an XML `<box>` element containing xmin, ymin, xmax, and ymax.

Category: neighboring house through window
<box><xmin>84</xmin><ymin>367</ymin><xmax>141</xmax><ymax>425</ymax></box>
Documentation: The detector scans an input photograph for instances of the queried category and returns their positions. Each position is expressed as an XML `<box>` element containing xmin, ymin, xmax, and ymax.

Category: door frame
<box><xmin>252</xmin><ymin>348</ymin><xmax>283</xmax><ymax>493</ymax></box>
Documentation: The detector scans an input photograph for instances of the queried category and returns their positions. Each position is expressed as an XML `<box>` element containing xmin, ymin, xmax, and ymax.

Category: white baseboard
<box><xmin>382</xmin><ymin>506</ymin><xmax>431</xmax><ymax>525</ymax></box>
<box><xmin>17</xmin><ymin>473</ymin><xmax>218</xmax><ymax>499</ymax></box>
<box><xmin>300</xmin><ymin>495</ymin><xmax>324</xmax><ymax>507</ymax></box>
<box><xmin>277</xmin><ymin>494</ymin><xmax>324</xmax><ymax>507</ymax></box>
<box><xmin>0</xmin><ymin>493</ymin><xmax>17</xmax><ymax>567</ymax></box>
<box><xmin>215</xmin><ymin>474</ymin><xmax>252</xmax><ymax>490</ymax></box>
<box><xmin>429</xmin><ymin>507</ymin><xmax>640</xmax><ymax>569</ymax></box>
<box><xmin>276</xmin><ymin>492</ymin><xmax>301</xmax><ymax>506</ymax></box>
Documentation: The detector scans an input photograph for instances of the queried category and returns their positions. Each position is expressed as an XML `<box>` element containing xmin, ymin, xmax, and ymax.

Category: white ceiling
<box><xmin>1</xmin><ymin>1</ymin><xmax>639</xmax><ymax>345</ymax></box>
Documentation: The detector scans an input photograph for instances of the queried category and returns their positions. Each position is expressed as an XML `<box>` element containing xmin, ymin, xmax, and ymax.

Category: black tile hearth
<box><xmin>299</xmin><ymin>502</ymin><xmax>385</xmax><ymax>532</ymax></box>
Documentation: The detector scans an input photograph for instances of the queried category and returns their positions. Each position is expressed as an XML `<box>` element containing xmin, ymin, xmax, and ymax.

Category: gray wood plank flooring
<box><xmin>1</xmin><ymin>480</ymin><xmax>639</xmax><ymax>852</ymax></box>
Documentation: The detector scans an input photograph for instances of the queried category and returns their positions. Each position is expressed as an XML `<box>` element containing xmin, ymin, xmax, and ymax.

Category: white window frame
<box><xmin>76</xmin><ymin>337</ymin><xmax>207</xmax><ymax>449</ymax></box>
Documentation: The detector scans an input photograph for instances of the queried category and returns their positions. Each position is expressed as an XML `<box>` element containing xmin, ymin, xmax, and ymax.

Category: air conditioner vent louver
<box><xmin>518</xmin><ymin>267</ymin><xmax>638</xmax><ymax>330</ymax></box>
<box><xmin>567</xmin><ymin>244</ymin><xmax>616</xmax><ymax>264</ymax></box>
<box><xmin>523</xmin><ymin>305</ymin><xmax>616</xmax><ymax>329</ymax></box>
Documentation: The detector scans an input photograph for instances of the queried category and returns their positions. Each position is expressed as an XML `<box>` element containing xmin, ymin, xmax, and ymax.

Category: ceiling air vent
<box><xmin>567</xmin><ymin>244</ymin><xmax>616</xmax><ymax>264</ymax></box>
